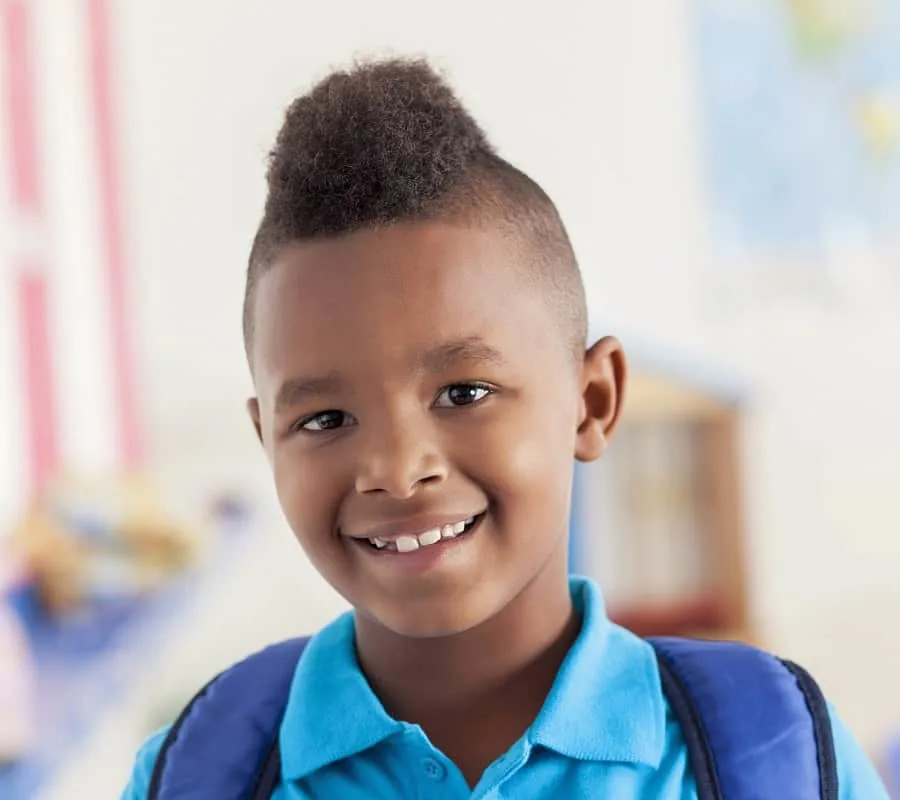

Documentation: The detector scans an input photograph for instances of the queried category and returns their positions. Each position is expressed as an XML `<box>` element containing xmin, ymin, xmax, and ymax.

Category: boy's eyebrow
<box><xmin>274</xmin><ymin>374</ymin><xmax>344</xmax><ymax>412</ymax></box>
<box><xmin>419</xmin><ymin>338</ymin><xmax>506</xmax><ymax>373</ymax></box>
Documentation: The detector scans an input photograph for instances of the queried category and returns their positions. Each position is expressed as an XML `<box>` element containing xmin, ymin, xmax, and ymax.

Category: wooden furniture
<box><xmin>572</xmin><ymin>351</ymin><xmax>752</xmax><ymax>644</ymax></box>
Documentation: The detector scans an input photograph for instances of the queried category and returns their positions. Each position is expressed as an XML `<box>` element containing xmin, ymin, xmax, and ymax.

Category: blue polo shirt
<box><xmin>122</xmin><ymin>577</ymin><xmax>888</xmax><ymax>798</ymax></box>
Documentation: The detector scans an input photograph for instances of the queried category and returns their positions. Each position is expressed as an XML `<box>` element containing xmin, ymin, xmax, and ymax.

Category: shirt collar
<box><xmin>528</xmin><ymin>576</ymin><xmax>666</xmax><ymax>767</ymax></box>
<box><xmin>280</xmin><ymin>612</ymin><xmax>401</xmax><ymax>781</ymax></box>
<box><xmin>280</xmin><ymin>576</ymin><xmax>666</xmax><ymax>780</ymax></box>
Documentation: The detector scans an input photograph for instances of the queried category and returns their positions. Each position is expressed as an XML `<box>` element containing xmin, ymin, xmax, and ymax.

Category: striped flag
<box><xmin>0</xmin><ymin>0</ymin><xmax>140</xmax><ymax>535</ymax></box>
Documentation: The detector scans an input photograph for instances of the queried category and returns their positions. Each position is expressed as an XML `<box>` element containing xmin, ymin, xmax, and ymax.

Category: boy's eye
<box><xmin>433</xmin><ymin>383</ymin><xmax>493</xmax><ymax>408</ymax></box>
<box><xmin>297</xmin><ymin>410</ymin><xmax>356</xmax><ymax>432</ymax></box>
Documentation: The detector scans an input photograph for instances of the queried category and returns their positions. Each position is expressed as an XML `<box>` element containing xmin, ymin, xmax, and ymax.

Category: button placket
<box><xmin>421</xmin><ymin>756</ymin><xmax>446</xmax><ymax>781</ymax></box>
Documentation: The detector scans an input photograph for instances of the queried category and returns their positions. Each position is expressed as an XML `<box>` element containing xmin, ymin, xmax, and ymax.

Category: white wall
<box><xmin>710</xmin><ymin>297</ymin><xmax>900</xmax><ymax>752</ymax></box>
<box><xmin>21</xmin><ymin>0</ymin><xmax>900</xmax><ymax>795</ymax></box>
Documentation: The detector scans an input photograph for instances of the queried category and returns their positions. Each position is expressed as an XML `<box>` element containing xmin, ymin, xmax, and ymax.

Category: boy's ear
<box><xmin>574</xmin><ymin>336</ymin><xmax>627</xmax><ymax>463</ymax></box>
<box><xmin>246</xmin><ymin>397</ymin><xmax>264</xmax><ymax>445</ymax></box>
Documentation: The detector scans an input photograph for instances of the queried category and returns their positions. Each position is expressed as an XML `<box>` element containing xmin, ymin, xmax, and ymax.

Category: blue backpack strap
<box><xmin>649</xmin><ymin>636</ymin><xmax>838</xmax><ymax>800</ymax></box>
<box><xmin>148</xmin><ymin>636</ymin><xmax>309</xmax><ymax>800</ymax></box>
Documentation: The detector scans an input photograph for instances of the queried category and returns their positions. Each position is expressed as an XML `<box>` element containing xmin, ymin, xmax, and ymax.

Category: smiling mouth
<box><xmin>361</xmin><ymin>513</ymin><xmax>485</xmax><ymax>553</ymax></box>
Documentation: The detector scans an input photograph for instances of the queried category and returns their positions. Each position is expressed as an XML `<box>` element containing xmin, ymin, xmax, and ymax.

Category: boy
<box><xmin>122</xmin><ymin>59</ymin><xmax>888</xmax><ymax>798</ymax></box>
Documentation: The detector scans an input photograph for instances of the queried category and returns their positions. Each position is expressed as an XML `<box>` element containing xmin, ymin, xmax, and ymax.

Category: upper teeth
<box><xmin>370</xmin><ymin>518</ymin><xmax>473</xmax><ymax>552</ymax></box>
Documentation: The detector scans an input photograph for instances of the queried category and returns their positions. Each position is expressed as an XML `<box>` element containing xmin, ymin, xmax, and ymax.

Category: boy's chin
<box><xmin>368</xmin><ymin>608</ymin><xmax>483</xmax><ymax>640</ymax></box>
<box><xmin>358</xmin><ymin>599</ymin><xmax>496</xmax><ymax>641</ymax></box>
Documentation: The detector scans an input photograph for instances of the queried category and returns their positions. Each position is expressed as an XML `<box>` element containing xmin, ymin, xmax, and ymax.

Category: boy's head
<box><xmin>245</xmin><ymin>59</ymin><xmax>626</xmax><ymax>639</ymax></box>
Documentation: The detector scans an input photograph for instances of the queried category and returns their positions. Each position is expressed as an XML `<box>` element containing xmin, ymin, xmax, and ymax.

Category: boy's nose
<box><xmin>354</xmin><ymin>423</ymin><xmax>448</xmax><ymax>499</ymax></box>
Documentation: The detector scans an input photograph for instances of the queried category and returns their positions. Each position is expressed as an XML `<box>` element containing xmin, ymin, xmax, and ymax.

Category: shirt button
<box><xmin>421</xmin><ymin>757</ymin><xmax>446</xmax><ymax>781</ymax></box>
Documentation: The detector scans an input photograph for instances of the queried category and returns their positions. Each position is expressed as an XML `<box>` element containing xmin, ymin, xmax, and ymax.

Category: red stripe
<box><xmin>2</xmin><ymin>1</ymin><xmax>59</xmax><ymax>497</ymax></box>
<box><xmin>16</xmin><ymin>273</ymin><xmax>60</xmax><ymax>494</ymax></box>
<box><xmin>86</xmin><ymin>0</ymin><xmax>142</xmax><ymax>466</ymax></box>
<box><xmin>2</xmin><ymin>1</ymin><xmax>40</xmax><ymax>210</ymax></box>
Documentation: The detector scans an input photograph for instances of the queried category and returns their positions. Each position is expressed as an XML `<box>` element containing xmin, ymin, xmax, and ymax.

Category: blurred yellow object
<box><xmin>10</xmin><ymin>510</ymin><xmax>86</xmax><ymax>614</ymax></box>
<box><xmin>785</xmin><ymin>0</ymin><xmax>872</xmax><ymax>60</ymax></box>
<box><xmin>856</xmin><ymin>93</ymin><xmax>900</xmax><ymax>156</ymax></box>
<box><xmin>8</xmin><ymin>473</ymin><xmax>208</xmax><ymax>614</ymax></box>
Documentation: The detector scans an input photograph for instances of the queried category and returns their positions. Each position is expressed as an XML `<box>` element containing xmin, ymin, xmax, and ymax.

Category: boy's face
<box><xmin>248</xmin><ymin>221</ymin><xmax>624</xmax><ymax>638</ymax></box>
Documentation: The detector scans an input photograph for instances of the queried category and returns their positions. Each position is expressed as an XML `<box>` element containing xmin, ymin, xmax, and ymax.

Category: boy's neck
<box><xmin>354</xmin><ymin>560</ymin><xmax>578</xmax><ymax>786</ymax></box>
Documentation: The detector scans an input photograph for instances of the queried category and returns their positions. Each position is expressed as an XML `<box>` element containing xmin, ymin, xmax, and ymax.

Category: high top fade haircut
<box><xmin>243</xmin><ymin>58</ymin><xmax>587</xmax><ymax>364</ymax></box>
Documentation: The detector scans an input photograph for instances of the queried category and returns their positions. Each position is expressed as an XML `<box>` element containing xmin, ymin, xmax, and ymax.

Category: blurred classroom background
<box><xmin>1</xmin><ymin>0</ymin><xmax>899</xmax><ymax>797</ymax></box>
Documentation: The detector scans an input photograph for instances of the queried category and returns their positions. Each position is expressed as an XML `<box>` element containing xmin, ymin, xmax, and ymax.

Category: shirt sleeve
<box><xmin>119</xmin><ymin>727</ymin><xmax>169</xmax><ymax>800</ymax></box>
<box><xmin>829</xmin><ymin>705</ymin><xmax>891</xmax><ymax>799</ymax></box>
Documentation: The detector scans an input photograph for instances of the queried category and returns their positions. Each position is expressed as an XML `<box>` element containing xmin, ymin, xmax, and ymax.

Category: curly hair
<box><xmin>244</xmin><ymin>58</ymin><xmax>586</xmax><ymax>359</ymax></box>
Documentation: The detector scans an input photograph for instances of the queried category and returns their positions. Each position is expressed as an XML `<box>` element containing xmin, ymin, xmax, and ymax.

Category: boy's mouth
<box><xmin>358</xmin><ymin>513</ymin><xmax>485</xmax><ymax>554</ymax></box>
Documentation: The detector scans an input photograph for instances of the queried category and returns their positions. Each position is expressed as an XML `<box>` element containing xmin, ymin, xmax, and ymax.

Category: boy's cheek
<box><xmin>272</xmin><ymin>460</ymin><xmax>341</xmax><ymax>539</ymax></box>
<box><xmin>475</xmin><ymin>429</ymin><xmax>573</xmax><ymax>523</ymax></box>
<box><xmin>472</xmin><ymin>405</ymin><xmax>574</xmax><ymax>484</ymax></box>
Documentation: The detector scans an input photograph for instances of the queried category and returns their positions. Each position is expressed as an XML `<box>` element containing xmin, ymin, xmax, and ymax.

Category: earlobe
<box><xmin>246</xmin><ymin>397</ymin><xmax>264</xmax><ymax>445</ymax></box>
<box><xmin>574</xmin><ymin>336</ymin><xmax>627</xmax><ymax>463</ymax></box>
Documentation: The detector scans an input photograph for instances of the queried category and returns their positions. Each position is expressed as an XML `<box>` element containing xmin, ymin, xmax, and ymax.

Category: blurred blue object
<box><xmin>886</xmin><ymin>734</ymin><xmax>900</xmax><ymax>798</ymax></box>
<box><xmin>695</xmin><ymin>0</ymin><xmax>900</xmax><ymax>261</ymax></box>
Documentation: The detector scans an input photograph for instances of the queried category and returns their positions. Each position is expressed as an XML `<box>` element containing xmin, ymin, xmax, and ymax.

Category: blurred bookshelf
<box><xmin>573</xmin><ymin>348</ymin><xmax>752</xmax><ymax>645</ymax></box>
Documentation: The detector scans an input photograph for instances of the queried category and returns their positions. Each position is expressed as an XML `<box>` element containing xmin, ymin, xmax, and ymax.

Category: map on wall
<box><xmin>694</xmin><ymin>0</ymin><xmax>900</xmax><ymax>300</ymax></box>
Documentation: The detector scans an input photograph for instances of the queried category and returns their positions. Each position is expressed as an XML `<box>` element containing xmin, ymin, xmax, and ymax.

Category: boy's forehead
<box><xmin>250</xmin><ymin>222</ymin><xmax>565</xmax><ymax>380</ymax></box>
<box><xmin>262</xmin><ymin>221</ymin><xmax>523</xmax><ymax>297</ymax></box>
